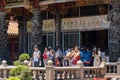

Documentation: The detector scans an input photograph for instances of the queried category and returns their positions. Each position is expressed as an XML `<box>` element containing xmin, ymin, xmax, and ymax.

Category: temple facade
<box><xmin>0</xmin><ymin>0</ymin><xmax>119</xmax><ymax>62</ymax></box>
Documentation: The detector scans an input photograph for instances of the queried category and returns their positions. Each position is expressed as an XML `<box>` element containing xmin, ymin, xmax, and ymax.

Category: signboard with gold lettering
<box><xmin>4</xmin><ymin>0</ymin><xmax>23</xmax><ymax>6</ymax></box>
<box><xmin>27</xmin><ymin>15</ymin><xmax>110</xmax><ymax>33</ymax></box>
<box><xmin>27</xmin><ymin>20</ymin><xmax>55</xmax><ymax>33</ymax></box>
<box><xmin>61</xmin><ymin>15</ymin><xmax>110</xmax><ymax>31</ymax></box>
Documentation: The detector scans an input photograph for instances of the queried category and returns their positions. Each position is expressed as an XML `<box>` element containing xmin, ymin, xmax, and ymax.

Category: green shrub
<box><xmin>9</xmin><ymin>65</ymin><xmax>32</xmax><ymax>80</ymax></box>
<box><xmin>10</xmin><ymin>65</ymin><xmax>31</xmax><ymax>76</ymax></box>
<box><xmin>7</xmin><ymin>77</ymin><xmax>20</xmax><ymax>80</ymax></box>
<box><xmin>17</xmin><ymin>74</ymin><xmax>32</xmax><ymax>80</ymax></box>
<box><xmin>18</xmin><ymin>53</ymin><xmax>30</xmax><ymax>62</ymax></box>
<box><xmin>13</xmin><ymin>60</ymin><xmax>21</xmax><ymax>66</ymax></box>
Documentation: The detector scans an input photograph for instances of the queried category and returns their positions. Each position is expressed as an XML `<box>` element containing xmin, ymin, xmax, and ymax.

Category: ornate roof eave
<box><xmin>39</xmin><ymin>0</ymin><xmax>110</xmax><ymax>15</ymax></box>
<box><xmin>39</xmin><ymin>0</ymin><xmax>77</xmax><ymax>5</ymax></box>
<box><xmin>39</xmin><ymin>0</ymin><xmax>110</xmax><ymax>6</ymax></box>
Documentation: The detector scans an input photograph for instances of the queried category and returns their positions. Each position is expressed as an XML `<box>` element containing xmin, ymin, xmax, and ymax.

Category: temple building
<box><xmin>0</xmin><ymin>0</ymin><xmax>119</xmax><ymax>62</ymax></box>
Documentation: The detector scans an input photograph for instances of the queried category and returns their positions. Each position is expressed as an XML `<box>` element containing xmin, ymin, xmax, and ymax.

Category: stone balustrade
<box><xmin>0</xmin><ymin>60</ymin><xmax>120</xmax><ymax>80</ymax></box>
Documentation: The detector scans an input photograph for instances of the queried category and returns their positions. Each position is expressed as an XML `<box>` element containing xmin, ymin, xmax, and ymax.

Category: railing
<box><xmin>0</xmin><ymin>66</ymin><xmax>46</xmax><ymax>80</ymax></box>
<box><xmin>0</xmin><ymin>59</ymin><xmax>120</xmax><ymax>80</ymax></box>
<box><xmin>106</xmin><ymin>62</ymin><xmax>117</xmax><ymax>73</ymax></box>
<box><xmin>84</xmin><ymin>67</ymin><xmax>103</xmax><ymax>78</ymax></box>
<box><xmin>31</xmin><ymin>67</ymin><xmax>46</xmax><ymax>80</ymax></box>
<box><xmin>54</xmin><ymin>67</ymin><xmax>80</xmax><ymax>80</ymax></box>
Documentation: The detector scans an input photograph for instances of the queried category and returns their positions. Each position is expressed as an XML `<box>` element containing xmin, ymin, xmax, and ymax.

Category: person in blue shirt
<box><xmin>81</xmin><ymin>47</ymin><xmax>92</xmax><ymax>66</ymax></box>
<box><xmin>47</xmin><ymin>47</ymin><xmax>55</xmax><ymax>65</ymax></box>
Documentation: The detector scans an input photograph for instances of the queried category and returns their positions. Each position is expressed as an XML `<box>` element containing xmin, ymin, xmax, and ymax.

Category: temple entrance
<box><xmin>7</xmin><ymin>20</ymin><xmax>19</xmax><ymax>64</ymax></box>
<box><xmin>81</xmin><ymin>30</ymin><xmax>108</xmax><ymax>50</ymax></box>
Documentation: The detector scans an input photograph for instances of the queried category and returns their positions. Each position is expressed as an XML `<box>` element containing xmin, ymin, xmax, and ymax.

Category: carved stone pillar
<box><xmin>18</xmin><ymin>16</ymin><xmax>28</xmax><ymax>54</ymax></box>
<box><xmin>55</xmin><ymin>12</ymin><xmax>61</xmax><ymax>47</ymax></box>
<box><xmin>108</xmin><ymin>0</ymin><xmax>120</xmax><ymax>61</ymax></box>
<box><xmin>31</xmin><ymin>8</ymin><xmax>43</xmax><ymax>50</ymax></box>
<box><xmin>0</xmin><ymin>11</ymin><xmax>9</xmax><ymax>60</ymax></box>
<box><xmin>18</xmin><ymin>20</ymin><xmax>23</xmax><ymax>54</ymax></box>
<box><xmin>22</xmin><ymin>16</ymin><xmax>28</xmax><ymax>53</ymax></box>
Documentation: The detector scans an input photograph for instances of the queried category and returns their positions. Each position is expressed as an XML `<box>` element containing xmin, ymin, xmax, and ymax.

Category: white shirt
<box><xmin>33</xmin><ymin>50</ymin><xmax>40</xmax><ymax>62</ymax></box>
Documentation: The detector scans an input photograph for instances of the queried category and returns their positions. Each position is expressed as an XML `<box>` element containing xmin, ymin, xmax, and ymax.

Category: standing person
<box><xmin>55</xmin><ymin>46</ymin><xmax>63</xmax><ymax>66</ymax></box>
<box><xmin>63</xmin><ymin>50</ymin><xmax>69</xmax><ymax>67</ymax></box>
<box><xmin>43</xmin><ymin>47</ymin><xmax>48</xmax><ymax>66</ymax></box>
<box><xmin>47</xmin><ymin>47</ymin><xmax>55</xmax><ymax>65</ymax></box>
<box><xmin>83</xmin><ymin>47</ymin><xmax>92</xmax><ymax>66</ymax></box>
<box><xmin>92</xmin><ymin>47</ymin><xmax>101</xmax><ymax>66</ymax></box>
<box><xmin>72</xmin><ymin>46</ymin><xmax>80</xmax><ymax>66</ymax></box>
<box><xmin>66</xmin><ymin>47</ymin><xmax>74</xmax><ymax>66</ymax></box>
<box><xmin>33</xmin><ymin>45</ymin><xmax>41</xmax><ymax>67</ymax></box>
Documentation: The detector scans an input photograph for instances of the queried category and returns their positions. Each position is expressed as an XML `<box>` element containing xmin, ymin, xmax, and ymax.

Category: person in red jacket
<box><xmin>43</xmin><ymin>47</ymin><xmax>48</xmax><ymax>66</ymax></box>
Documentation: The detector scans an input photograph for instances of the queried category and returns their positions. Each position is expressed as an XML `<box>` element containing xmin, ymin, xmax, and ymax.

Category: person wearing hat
<box><xmin>33</xmin><ymin>45</ymin><xmax>41</xmax><ymax>67</ymax></box>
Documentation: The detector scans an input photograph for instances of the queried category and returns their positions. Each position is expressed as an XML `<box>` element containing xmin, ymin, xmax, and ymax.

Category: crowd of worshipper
<box><xmin>31</xmin><ymin>45</ymin><xmax>109</xmax><ymax>67</ymax></box>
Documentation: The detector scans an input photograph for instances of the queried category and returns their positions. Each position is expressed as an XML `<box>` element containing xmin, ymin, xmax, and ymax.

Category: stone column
<box><xmin>18</xmin><ymin>16</ymin><xmax>28</xmax><ymax>54</ymax></box>
<box><xmin>22</xmin><ymin>16</ymin><xmax>28</xmax><ymax>53</ymax></box>
<box><xmin>18</xmin><ymin>19</ymin><xmax>23</xmax><ymax>54</ymax></box>
<box><xmin>108</xmin><ymin>0</ymin><xmax>120</xmax><ymax>61</ymax></box>
<box><xmin>46</xmin><ymin>60</ymin><xmax>54</xmax><ymax>80</ymax></box>
<box><xmin>31</xmin><ymin>8</ymin><xmax>43</xmax><ymax>50</ymax></box>
<box><xmin>55</xmin><ymin>12</ymin><xmax>61</xmax><ymax>47</ymax></box>
<box><xmin>0</xmin><ymin>11</ymin><xmax>9</xmax><ymax>60</ymax></box>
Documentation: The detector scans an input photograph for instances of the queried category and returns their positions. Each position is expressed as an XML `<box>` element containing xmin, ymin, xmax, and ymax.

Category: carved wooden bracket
<box><xmin>110</xmin><ymin>0</ymin><xmax>120</xmax><ymax>6</ymax></box>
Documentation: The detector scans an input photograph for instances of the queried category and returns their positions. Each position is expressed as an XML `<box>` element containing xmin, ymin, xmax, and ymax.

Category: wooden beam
<box><xmin>39</xmin><ymin>0</ymin><xmax>77</xmax><ymax>6</ymax></box>
<box><xmin>40</xmin><ymin>0</ymin><xmax>110</xmax><ymax>6</ymax></box>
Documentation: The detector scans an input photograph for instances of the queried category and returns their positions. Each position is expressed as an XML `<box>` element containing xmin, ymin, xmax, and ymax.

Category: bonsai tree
<box><xmin>13</xmin><ymin>60</ymin><xmax>21</xmax><ymax>66</ymax></box>
<box><xmin>8</xmin><ymin>54</ymin><xmax>32</xmax><ymax>80</ymax></box>
<box><xmin>18</xmin><ymin>53</ymin><xmax>30</xmax><ymax>62</ymax></box>
<box><xmin>13</xmin><ymin>53</ymin><xmax>30</xmax><ymax>66</ymax></box>
<box><xmin>9</xmin><ymin>65</ymin><xmax>32</xmax><ymax>80</ymax></box>
<box><xmin>7</xmin><ymin>77</ymin><xmax>20</xmax><ymax>80</ymax></box>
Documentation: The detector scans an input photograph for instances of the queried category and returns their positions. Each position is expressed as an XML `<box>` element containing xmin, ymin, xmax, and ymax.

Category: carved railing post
<box><xmin>1</xmin><ymin>60</ymin><xmax>8</xmax><ymax>67</ymax></box>
<box><xmin>23</xmin><ymin>60</ymin><xmax>29</xmax><ymax>66</ymax></box>
<box><xmin>0</xmin><ymin>60</ymin><xmax>8</xmax><ymax>78</ymax></box>
<box><xmin>46</xmin><ymin>60</ymin><xmax>54</xmax><ymax>80</ymax></box>
<box><xmin>100</xmin><ymin>61</ymin><xmax>106</xmax><ymax>77</ymax></box>
<box><xmin>117</xmin><ymin>58</ymin><xmax>120</xmax><ymax>74</ymax></box>
<box><xmin>77</xmin><ymin>60</ymin><xmax>84</xmax><ymax>80</ymax></box>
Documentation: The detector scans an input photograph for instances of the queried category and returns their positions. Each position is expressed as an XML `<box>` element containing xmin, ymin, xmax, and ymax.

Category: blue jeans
<box><xmin>34</xmin><ymin>62</ymin><xmax>39</xmax><ymax>67</ymax></box>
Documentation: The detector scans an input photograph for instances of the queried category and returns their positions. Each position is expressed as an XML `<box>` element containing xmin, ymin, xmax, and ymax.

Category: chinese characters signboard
<box><xmin>27</xmin><ymin>15</ymin><xmax>109</xmax><ymax>33</ymax></box>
